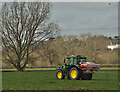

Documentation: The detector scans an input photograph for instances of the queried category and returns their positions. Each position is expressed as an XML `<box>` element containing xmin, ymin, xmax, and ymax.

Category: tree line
<box><xmin>2</xmin><ymin>34</ymin><xmax>118</xmax><ymax>69</ymax></box>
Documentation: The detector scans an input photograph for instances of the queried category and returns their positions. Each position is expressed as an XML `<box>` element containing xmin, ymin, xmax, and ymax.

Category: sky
<box><xmin>50</xmin><ymin>2</ymin><xmax>118</xmax><ymax>37</ymax></box>
<box><xmin>0</xmin><ymin>2</ymin><xmax>118</xmax><ymax>37</ymax></box>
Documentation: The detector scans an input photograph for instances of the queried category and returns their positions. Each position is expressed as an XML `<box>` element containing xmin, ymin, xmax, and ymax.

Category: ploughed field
<box><xmin>2</xmin><ymin>71</ymin><xmax>118</xmax><ymax>90</ymax></box>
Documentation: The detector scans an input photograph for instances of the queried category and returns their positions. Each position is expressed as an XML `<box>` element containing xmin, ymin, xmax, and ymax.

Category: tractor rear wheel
<box><xmin>56</xmin><ymin>70</ymin><xmax>65</xmax><ymax>80</ymax></box>
<box><xmin>81</xmin><ymin>73</ymin><xmax>92</xmax><ymax>80</ymax></box>
<box><xmin>68</xmin><ymin>67</ymin><xmax>80</xmax><ymax>80</ymax></box>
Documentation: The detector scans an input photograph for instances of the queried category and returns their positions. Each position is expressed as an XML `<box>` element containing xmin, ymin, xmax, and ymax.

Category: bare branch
<box><xmin>2</xmin><ymin>2</ymin><xmax>59</xmax><ymax>71</ymax></box>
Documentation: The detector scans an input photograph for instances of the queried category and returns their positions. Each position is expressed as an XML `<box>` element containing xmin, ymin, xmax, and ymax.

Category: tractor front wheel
<box><xmin>56</xmin><ymin>70</ymin><xmax>65</xmax><ymax>80</ymax></box>
<box><xmin>68</xmin><ymin>67</ymin><xmax>80</xmax><ymax>80</ymax></box>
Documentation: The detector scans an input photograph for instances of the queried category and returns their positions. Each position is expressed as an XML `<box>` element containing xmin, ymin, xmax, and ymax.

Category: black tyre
<box><xmin>67</xmin><ymin>74</ymin><xmax>70</xmax><ymax>80</ymax></box>
<box><xmin>81</xmin><ymin>73</ymin><xmax>92</xmax><ymax>80</ymax></box>
<box><xmin>56</xmin><ymin>70</ymin><xmax>65</xmax><ymax>80</ymax></box>
<box><xmin>88</xmin><ymin>73</ymin><xmax>92</xmax><ymax>80</ymax></box>
<box><xmin>68</xmin><ymin>67</ymin><xmax>80</xmax><ymax>80</ymax></box>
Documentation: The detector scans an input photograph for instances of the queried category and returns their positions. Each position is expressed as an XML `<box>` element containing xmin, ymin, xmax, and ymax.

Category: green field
<box><xmin>1</xmin><ymin>67</ymin><xmax>120</xmax><ymax>71</ymax></box>
<box><xmin>2</xmin><ymin>71</ymin><xmax>118</xmax><ymax>90</ymax></box>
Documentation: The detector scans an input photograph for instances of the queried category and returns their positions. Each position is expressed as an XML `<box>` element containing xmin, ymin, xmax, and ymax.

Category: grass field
<box><xmin>1</xmin><ymin>67</ymin><xmax>120</xmax><ymax>71</ymax></box>
<box><xmin>2</xmin><ymin>71</ymin><xmax>118</xmax><ymax>90</ymax></box>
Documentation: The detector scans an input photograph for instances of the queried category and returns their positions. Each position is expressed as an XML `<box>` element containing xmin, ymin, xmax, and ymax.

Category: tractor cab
<box><xmin>65</xmin><ymin>55</ymin><xmax>87</xmax><ymax>65</ymax></box>
<box><xmin>66</xmin><ymin>55</ymin><xmax>76</xmax><ymax>65</ymax></box>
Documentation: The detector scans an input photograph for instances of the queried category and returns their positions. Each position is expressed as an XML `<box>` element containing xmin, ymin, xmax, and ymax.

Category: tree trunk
<box><xmin>17</xmin><ymin>67</ymin><xmax>24</xmax><ymax>72</ymax></box>
<box><xmin>50</xmin><ymin>61</ymin><xmax>53</xmax><ymax>66</ymax></box>
<box><xmin>20</xmin><ymin>47</ymin><xmax>29</xmax><ymax>71</ymax></box>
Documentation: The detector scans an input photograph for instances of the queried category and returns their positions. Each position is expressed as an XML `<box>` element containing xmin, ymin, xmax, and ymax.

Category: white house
<box><xmin>107</xmin><ymin>44</ymin><xmax>120</xmax><ymax>50</ymax></box>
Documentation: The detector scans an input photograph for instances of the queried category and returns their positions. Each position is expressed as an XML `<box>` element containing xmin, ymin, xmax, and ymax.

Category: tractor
<box><xmin>56</xmin><ymin>55</ymin><xmax>100</xmax><ymax>80</ymax></box>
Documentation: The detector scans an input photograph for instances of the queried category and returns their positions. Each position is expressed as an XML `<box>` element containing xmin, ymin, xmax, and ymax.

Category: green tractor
<box><xmin>56</xmin><ymin>55</ymin><xmax>100</xmax><ymax>80</ymax></box>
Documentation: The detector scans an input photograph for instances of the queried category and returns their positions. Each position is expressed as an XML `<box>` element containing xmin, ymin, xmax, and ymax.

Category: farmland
<box><xmin>1</xmin><ymin>67</ymin><xmax>120</xmax><ymax>71</ymax></box>
<box><xmin>2</xmin><ymin>71</ymin><xmax>118</xmax><ymax>90</ymax></box>
<box><xmin>1</xmin><ymin>2</ymin><xmax>119</xmax><ymax>91</ymax></box>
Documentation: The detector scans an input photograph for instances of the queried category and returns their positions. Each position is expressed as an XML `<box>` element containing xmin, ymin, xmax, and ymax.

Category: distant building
<box><xmin>107</xmin><ymin>44</ymin><xmax>120</xmax><ymax>50</ymax></box>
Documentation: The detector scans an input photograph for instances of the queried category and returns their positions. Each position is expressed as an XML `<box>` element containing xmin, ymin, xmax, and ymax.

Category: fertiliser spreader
<box><xmin>56</xmin><ymin>55</ymin><xmax>100</xmax><ymax>80</ymax></box>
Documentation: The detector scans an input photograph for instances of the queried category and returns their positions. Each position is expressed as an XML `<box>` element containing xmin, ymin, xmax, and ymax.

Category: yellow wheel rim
<box><xmin>57</xmin><ymin>72</ymin><xmax>62</xmax><ymax>79</ymax></box>
<box><xmin>71</xmin><ymin>70</ymin><xmax>77</xmax><ymax>79</ymax></box>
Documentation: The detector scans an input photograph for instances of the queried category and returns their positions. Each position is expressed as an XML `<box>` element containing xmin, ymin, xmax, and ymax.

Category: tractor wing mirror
<box><xmin>64</xmin><ymin>59</ymin><xmax>65</xmax><ymax>63</ymax></box>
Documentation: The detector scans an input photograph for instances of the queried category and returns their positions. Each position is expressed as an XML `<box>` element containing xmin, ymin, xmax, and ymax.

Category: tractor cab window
<box><xmin>73</xmin><ymin>58</ymin><xmax>77</xmax><ymax>64</ymax></box>
<box><xmin>68</xmin><ymin>58</ymin><xmax>77</xmax><ymax>65</ymax></box>
<box><xmin>80</xmin><ymin>59</ymin><xmax>86</xmax><ymax>62</ymax></box>
<box><xmin>68</xmin><ymin>58</ymin><xmax>73</xmax><ymax>65</ymax></box>
<box><xmin>76</xmin><ymin>58</ymin><xmax>81</xmax><ymax>64</ymax></box>
<box><xmin>76</xmin><ymin>58</ymin><xmax>86</xmax><ymax>64</ymax></box>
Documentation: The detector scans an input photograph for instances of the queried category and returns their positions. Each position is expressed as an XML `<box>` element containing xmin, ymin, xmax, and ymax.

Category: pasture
<box><xmin>1</xmin><ymin>67</ymin><xmax>120</xmax><ymax>71</ymax></box>
<box><xmin>2</xmin><ymin>71</ymin><xmax>118</xmax><ymax>90</ymax></box>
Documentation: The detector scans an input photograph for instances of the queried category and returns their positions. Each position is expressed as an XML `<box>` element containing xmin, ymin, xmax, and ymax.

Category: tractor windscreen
<box><xmin>76</xmin><ymin>58</ymin><xmax>80</xmax><ymax>64</ymax></box>
<box><xmin>80</xmin><ymin>59</ymin><xmax>86</xmax><ymax>62</ymax></box>
<box><xmin>76</xmin><ymin>56</ymin><xmax>86</xmax><ymax>64</ymax></box>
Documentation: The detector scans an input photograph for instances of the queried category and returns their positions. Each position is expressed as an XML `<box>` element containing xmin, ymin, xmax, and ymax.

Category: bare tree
<box><xmin>40</xmin><ymin>39</ymin><xmax>58</xmax><ymax>66</ymax></box>
<box><xmin>45</xmin><ymin>48</ymin><xmax>58</xmax><ymax>66</ymax></box>
<box><xmin>1</xmin><ymin>2</ymin><xmax>59</xmax><ymax>71</ymax></box>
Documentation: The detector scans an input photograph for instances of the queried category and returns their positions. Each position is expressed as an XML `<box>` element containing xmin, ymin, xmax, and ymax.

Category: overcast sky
<box><xmin>50</xmin><ymin>2</ymin><xmax>118</xmax><ymax>37</ymax></box>
<box><xmin>0</xmin><ymin>2</ymin><xmax>118</xmax><ymax>37</ymax></box>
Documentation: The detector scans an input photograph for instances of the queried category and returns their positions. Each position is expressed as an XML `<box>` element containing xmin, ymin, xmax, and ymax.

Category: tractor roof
<box><xmin>67</xmin><ymin>55</ymin><xmax>76</xmax><ymax>58</ymax></box>
<box><xmin>67</xmin><ymin>55</ymin><xmax>87</xmax><ymax>59</ymax></box>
